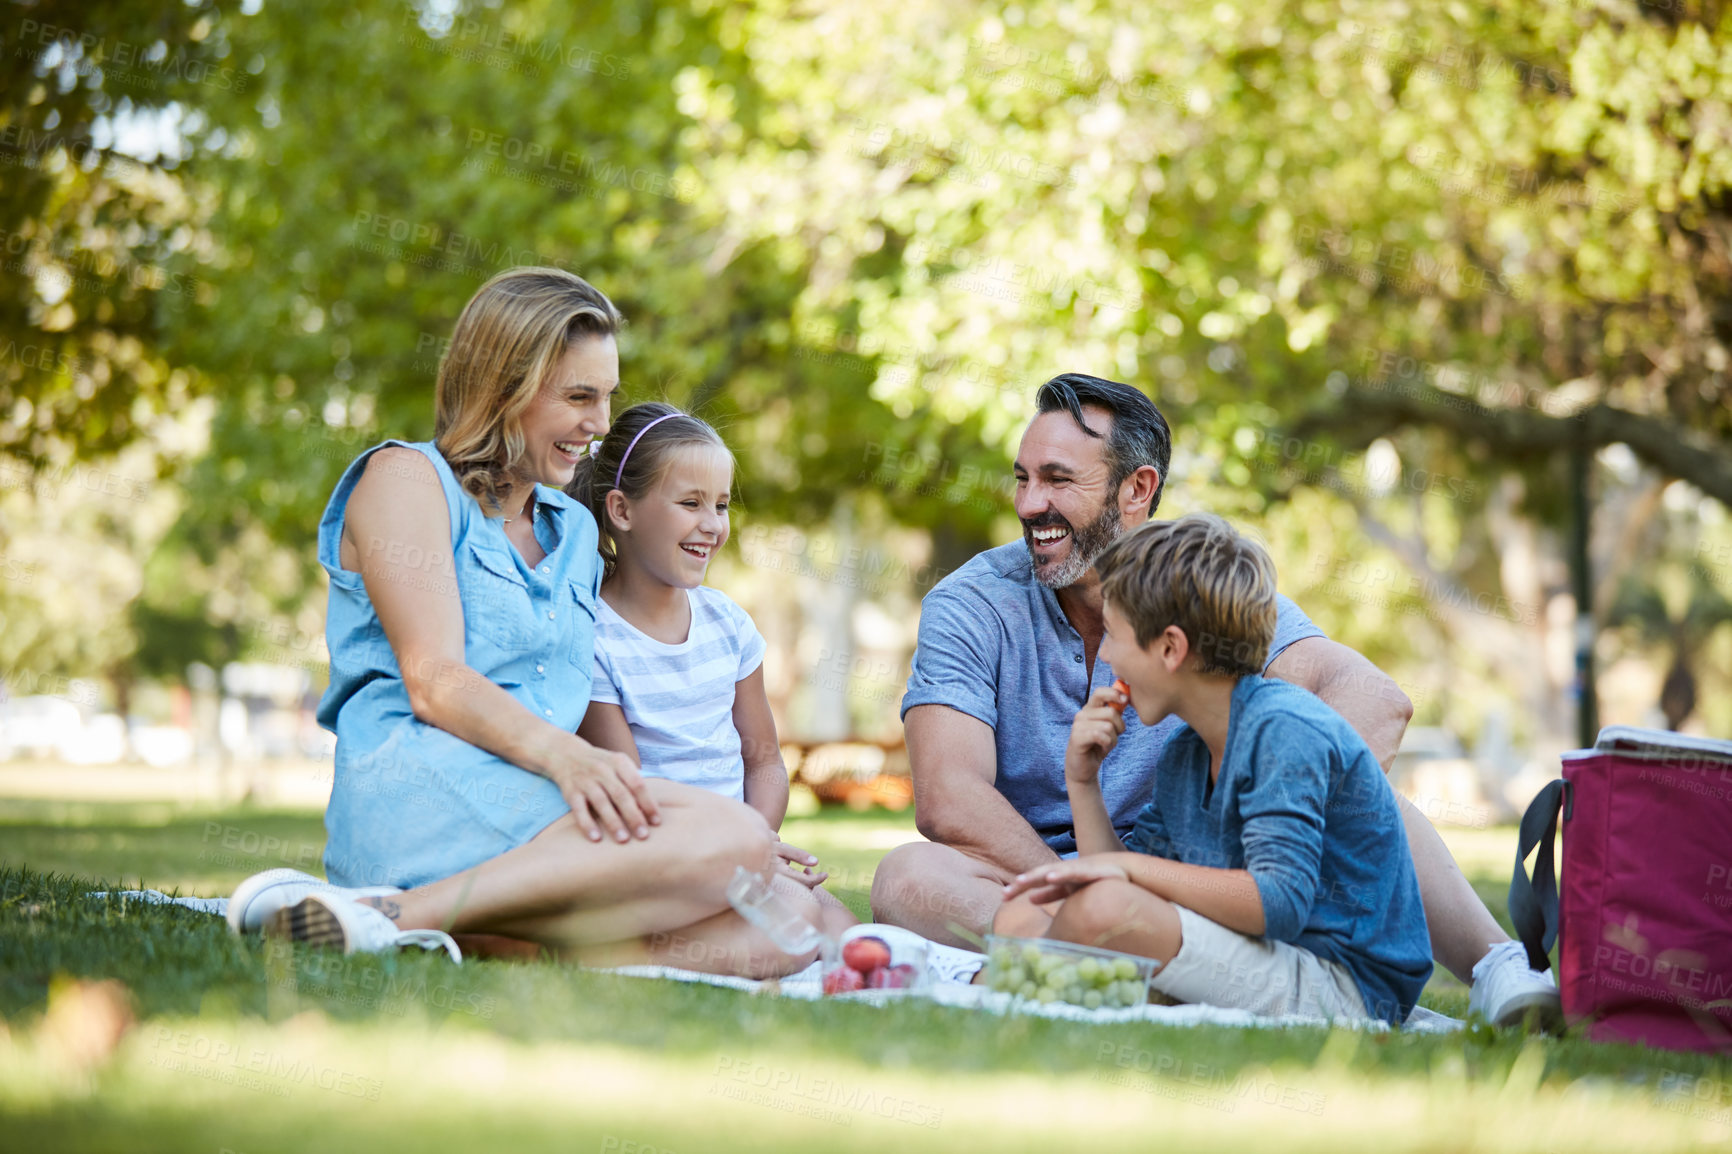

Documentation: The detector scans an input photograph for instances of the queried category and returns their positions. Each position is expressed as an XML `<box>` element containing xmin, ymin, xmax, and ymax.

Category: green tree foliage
<box><xmin>0</xmin><ymin>0</ymin><xmax>227</xmax><ymax>466</ymax></box>
<box><xmin>2</xmin><ymin>0</ymin><xmax>1728</xmax><ymax>723</ymax></box>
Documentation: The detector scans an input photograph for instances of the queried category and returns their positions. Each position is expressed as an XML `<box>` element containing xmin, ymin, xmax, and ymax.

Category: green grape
<box><xmin>990</xmin><ymin>946</ymin><xmax>1015</xmax><ymax>970</ymax></box>
<box><xmin>1050</xmin><ymin>964</ymin><xmax>1077</xmax><ymax>989</ymax></box>
<box><xmin>1113</xmin><ymin>958</ymin><xmax>1140</xmax><ymax>980</ymax></box>
<box><xmin>1020</xmin><ymin>944</ymin><xmax>1043</xmax><ymax>967</ymax></box>
<box><xmin>1075</xmin><ymin>958</ymin><xmax>1100</xmax><ymax>983</ymax></box>
<box><xmin>1017</xmin><ymin>980</ymin><xmax>1038</xmax><ymax>999</ymax></box>
<box><xmin>1102</xmin><ymin>986</ymin><xmax>1122</xmax><ymax>1008</ymax></box>
<box><xmin>1083</xmin><ymin>990</ymin><xmax>1103</xmax><ymax>1010</ymax></box>
<box><xmin>1064</xmin><ymin>984</ymin><xmax>1084</xmax><ymax>1004</ymax></box>
<box><xmin>1004</xmin><ymin>965</ymin><xmax>1027</xmax><ymax>989</ymax></box>
<box><xmin>1035</xmin><ymin>987</ymin><xmax>1058</xmax><ymax>1004</ymax></box>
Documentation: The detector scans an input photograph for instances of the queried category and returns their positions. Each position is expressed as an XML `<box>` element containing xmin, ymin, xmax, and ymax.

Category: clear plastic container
<box><xmin>725</xmin><ymin>866</ymin><xmax>827</xmax><ymax>956</ymax></box>
<box><xmin>821</xmin><ymin>925</ymin><xmax>931</xmax><ymax>995</ymax></box>
<box><xmin>725</xmin><ymin>869</ymin><xmax>935</xmax><ymax>996</ymax></box>
<box><xmin>981</xmin><ymin>934</ymin><xmax>1159</xmax><ymax>1009</ymax></box>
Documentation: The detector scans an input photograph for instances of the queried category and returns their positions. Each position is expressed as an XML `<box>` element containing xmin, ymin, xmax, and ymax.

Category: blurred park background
<box><xmin>2</xmin><ymin>0</ymin><xmax>1731</xmax><ymax>826</ymax></box>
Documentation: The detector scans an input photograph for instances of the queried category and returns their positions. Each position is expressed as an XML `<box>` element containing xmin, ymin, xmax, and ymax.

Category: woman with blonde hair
<box><xmin>227</xmin><ymin>267</ymin><xmax>820</xmax><ymax>975</ymax></box>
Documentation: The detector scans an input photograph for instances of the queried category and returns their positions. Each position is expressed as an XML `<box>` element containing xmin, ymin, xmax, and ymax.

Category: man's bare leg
<box><xmin>870</xmin><ymin>841</ymin><xmax>1027</xmax><ymax>948</ymax></box>
<box><xmin>1398</xmin><ymin>794</ymin><xmax>1507</xmax><ymax>983</ymax></box>
<box><xmin>991</xmin><ymin>891</ymin><xmax>1057</xmax><ymax>939</ymax></box>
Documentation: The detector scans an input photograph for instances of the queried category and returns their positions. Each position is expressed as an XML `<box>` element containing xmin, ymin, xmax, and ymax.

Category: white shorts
<box><xmin>1150</xmin><ymin>905</ymin><xmax>1370</xmax><ymax>1022</ymax></box>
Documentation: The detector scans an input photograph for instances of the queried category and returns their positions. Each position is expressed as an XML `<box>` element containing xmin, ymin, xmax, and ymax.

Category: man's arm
<box><xmin>1265</xmin><ymin>636</ymin><xmax>1412</xmax><ymax>771</ymax></box>
<box><xmin>905</xmin><ymin>704</ymin><xmax>1059</xmax><ymax>877</ymax></box>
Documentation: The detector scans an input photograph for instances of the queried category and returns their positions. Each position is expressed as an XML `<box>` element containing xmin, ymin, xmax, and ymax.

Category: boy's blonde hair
<box><xmin>1093</xmin><ymin>512</ymin><xmax>1278</xmax><ymax>677</ymax></box>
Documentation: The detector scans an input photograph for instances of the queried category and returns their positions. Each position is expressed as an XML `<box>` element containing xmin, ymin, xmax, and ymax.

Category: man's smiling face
<box><xmin>1013</xmin><ymin>406</ymin><xmax>1124</xmax><ymax>589</ymax></box>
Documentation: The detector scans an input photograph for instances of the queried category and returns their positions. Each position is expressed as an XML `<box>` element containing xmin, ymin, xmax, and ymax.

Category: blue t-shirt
<box><xmin>1125</xmin><ymin>675</ymin><xmax>1433</xmax><ymax>1024</ymax></box>
<box><xmin>901</xmin><ymin>539</ymin><xmax>1326</xmax><ymax>854</ymax></box>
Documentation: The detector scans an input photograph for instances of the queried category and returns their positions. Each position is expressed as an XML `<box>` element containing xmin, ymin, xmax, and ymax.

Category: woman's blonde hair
<box><xmin>433</xmin><ymin>267</ymin><xmax>623</xmax><ymax>512</ymax></box>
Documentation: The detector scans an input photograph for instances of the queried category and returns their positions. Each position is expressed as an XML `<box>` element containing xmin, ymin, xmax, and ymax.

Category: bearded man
<box><xmin>870</xmin><ymin>373</ymin><xmax>1560</xmax><ymax>1027</ymax></box>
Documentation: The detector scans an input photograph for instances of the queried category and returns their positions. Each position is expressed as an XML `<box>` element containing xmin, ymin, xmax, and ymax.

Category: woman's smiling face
<box><xmin>610</xmin><ymin>443</ymin><xmax>734</xmax><ymax>588</ymax></box>
<box><xmin>518</xmin><ymin>335</ymin><xmax>619</xmax><ymax>487</ymax></box>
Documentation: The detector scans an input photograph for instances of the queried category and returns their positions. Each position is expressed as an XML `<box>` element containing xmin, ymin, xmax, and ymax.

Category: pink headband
<box><xmin>614</xmin><ymin>412</ymin><xmax>685</xmax><ymax>490</ymax></box>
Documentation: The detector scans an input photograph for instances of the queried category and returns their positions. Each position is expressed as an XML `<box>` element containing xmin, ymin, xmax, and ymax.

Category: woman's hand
<box><xmin>545</xmin><ymin>739</ymin><xmax>662</xmax><ymax>843</ymax></box>
<box><xmin>1002</xmin><ymin>857</ymin><xmax>1130</xmax><ymax>907</ymax></box>
<box><xmin>773</xmin><ymin>841</ymin><xmax>828</xmax><ymax>889</ymax></box>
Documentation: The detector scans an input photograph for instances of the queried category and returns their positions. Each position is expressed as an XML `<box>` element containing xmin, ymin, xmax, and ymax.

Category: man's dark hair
<box><xmin>1034</xmin><ymin>373</ymin><xmax>1172</xmax><ymax>517</ymax></box>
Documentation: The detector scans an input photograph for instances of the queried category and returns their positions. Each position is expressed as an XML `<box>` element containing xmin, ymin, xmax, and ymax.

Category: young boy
<box><xmin>999</xmin><ymin>513</ymin><xmax>1432</xmax><ymax>1024</ymax></box>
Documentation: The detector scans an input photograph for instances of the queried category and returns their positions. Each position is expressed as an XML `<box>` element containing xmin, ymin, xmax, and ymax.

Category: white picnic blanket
<box><xmin>86</xmin><ymin>890</ymin><xmax>1461</xmax><ymax>1033</ymax></box>
<box><xmin>88</xmin><ymin>889</ymin><xmax>231</xmax><ymax>916</ymax></box>
<box><xmin>599</xmin><ymin>960</ymin><xmax>1464</xmax><ymax>1034</ymax></box>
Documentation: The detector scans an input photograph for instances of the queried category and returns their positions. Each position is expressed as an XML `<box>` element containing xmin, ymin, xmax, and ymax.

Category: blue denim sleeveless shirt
<box><xmin>315</xmin><ymin>440</ymin><xmax>601</xmax><ymax>889</ymax></box>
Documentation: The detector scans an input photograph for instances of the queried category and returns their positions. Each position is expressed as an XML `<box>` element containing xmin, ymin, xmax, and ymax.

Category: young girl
<box><xmin>567</xmin><ymin>402</ymin><xmax>856</xmax><ymax>938</ymax></box>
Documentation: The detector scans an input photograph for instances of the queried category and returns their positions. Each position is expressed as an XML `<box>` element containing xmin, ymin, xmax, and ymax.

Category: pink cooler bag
<box><xmin>1511</xmin><ymin>726</ymin><xmax>1732</xmax><ymax>1051</ymax></box>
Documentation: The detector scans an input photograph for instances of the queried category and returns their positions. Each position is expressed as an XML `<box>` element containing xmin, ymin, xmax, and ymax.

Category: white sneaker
<box><xmin>265</xmin><ymin>892</ymin><xmax>462</xmax><ymax>964</ymax></box>
<box><xmin>1468</xmin><ymin>939</ymin><xmax>1562</xmax><ymax>1031</ymax></box>
<box><xmin>927</xmin><ymin>941</ymin><xmax>987</xmax><ymax>985</ymax></box>
<box><xmin>226</xmin><ymin>868</ymin><xmax>401</xmax><ymax>935</ymax></box>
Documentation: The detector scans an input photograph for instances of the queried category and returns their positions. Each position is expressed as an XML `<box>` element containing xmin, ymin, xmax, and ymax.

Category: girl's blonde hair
<box><xmin>434</xmin><ymin>267</ymin><xmax>623</xmax><ymax>512</ymax></box>
<box><xmin>566</xmin><ymin>402</ymin><xmax>732</xmax><ymax>579</ymax></box>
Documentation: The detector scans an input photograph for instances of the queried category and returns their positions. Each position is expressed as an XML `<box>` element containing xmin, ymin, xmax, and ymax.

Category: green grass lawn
<box><xmin>2</xmin><ymin>798</ymin><xmax>1729</xmax><ymax>1152</ymax></box>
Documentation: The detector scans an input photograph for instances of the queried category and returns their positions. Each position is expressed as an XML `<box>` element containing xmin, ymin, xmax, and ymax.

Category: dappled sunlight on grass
<box><xmin>2</xmin><ymin>1008</ymin><xmax>1727</xmax><ymax>1153</ymax></box>
<box><xmin>3</xmin><ymin>807</ymin><xmax>1728</xmax><ymax>1152</ymax></box>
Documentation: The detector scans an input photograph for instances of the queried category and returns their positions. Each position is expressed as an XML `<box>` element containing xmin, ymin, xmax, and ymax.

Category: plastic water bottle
<box><xmin>725</xmin><ymin>866</ymin><xmax>828</xmax><ymax>956</ymax></box>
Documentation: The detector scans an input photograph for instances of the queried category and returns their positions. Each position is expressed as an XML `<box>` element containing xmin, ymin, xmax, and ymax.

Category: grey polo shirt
<box><xmin>901</xmin><ymin>541</ymin><xmax>1326</xmax><ymax>854</ymax></box>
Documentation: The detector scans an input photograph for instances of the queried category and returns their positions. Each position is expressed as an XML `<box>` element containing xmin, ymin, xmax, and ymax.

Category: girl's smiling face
<box><xmin>607</xmin><ymin>443</ymin><xmax>733</xmax><ymax>588</ymax></box>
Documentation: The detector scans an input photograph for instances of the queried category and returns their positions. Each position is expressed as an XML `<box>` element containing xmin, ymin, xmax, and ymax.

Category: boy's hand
<box><xmin>1003</xmin><ymin>857</ymin><xmax>1130</xmax><ymax>906</ymax></box>
<box><xmin>1065</xmin><ymin>681</ymin><xmax>1129</xmax><ymax>786</ymax></box>
<box><xmin>774</xmin><ymin>841</ymin><xmax>828</xmax><ymax>889</ymax></box>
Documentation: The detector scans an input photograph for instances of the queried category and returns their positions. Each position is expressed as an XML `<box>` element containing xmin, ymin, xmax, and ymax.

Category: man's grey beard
<box><xmin>1027</xmin><ymin>501</ymin><xmax>1124</xmax><ymax>589</ymax></box>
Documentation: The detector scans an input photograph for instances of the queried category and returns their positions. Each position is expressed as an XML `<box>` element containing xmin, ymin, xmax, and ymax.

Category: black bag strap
<box><xmin>1508</xmin><ymin>778</ymin><xmax>1571</xmax><ymax>972</ymax></box>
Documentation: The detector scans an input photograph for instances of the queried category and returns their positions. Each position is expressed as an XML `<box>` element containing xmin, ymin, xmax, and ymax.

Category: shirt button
<box><xmin>543</xmin><ymin>708</ymin><xmax>553</xmax><ymax>717</ymax></box>
<box><xmin>547</xmin><ymin>609</ymin><xmax>556</xmax><ymax>619</ymax></box>
<box><xmin>536</xmin><ymin>664</ymin><xmax>545</xmax><ymax>674</ymax></box>
<box><xmin>1074</xmin><ymin>654</ymin><xmax>1084</xmax><ymax>663</ymax></box>
<box><xmin>540</xmin><ymin>566</ymin><xmax>550</xmax><ymax>574</ymax></box>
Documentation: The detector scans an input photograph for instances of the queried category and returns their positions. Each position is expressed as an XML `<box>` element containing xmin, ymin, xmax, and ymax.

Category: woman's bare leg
<box><xmin>372</xmin><ymin>782</ymin><xmax>777</xmax><ymax>949</ymax></box>
<box><xmin>561</xmin><ymin>873</ymin><xmax>829</xmax><ymax>978</ymax></box>
<box><xmin>811</xmin><ymin>885</ymin><xmax>860</xmax><ymax>940</ymax></box>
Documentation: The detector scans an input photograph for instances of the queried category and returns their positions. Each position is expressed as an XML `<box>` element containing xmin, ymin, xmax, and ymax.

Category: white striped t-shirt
<box><xmin>589</xmin><ymin>585</ymin><xmax>768</xmax><ymax>801</ymax></box>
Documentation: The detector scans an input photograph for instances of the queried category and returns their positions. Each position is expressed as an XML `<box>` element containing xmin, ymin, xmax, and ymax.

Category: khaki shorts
<box><xmin>1150</xmin><ymin>905</ymin><xmax>1370</xmax><ymax>1022</ymax></box>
